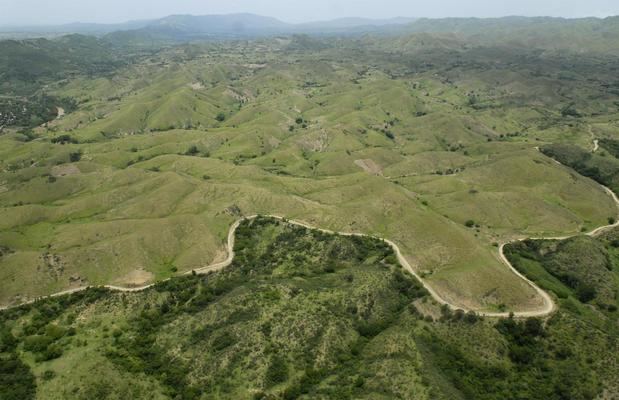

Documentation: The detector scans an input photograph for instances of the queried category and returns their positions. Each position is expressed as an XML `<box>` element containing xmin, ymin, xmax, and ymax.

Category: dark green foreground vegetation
<box><xmin>1</xmin><ymin>217</ymin><xmax>618</xmax><ymax>399</ymax></box>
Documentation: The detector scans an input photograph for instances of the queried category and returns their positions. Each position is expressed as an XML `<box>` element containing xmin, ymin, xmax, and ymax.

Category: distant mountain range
<box><xmin>1</xmin><ymin>13</ymin><xmax>618</xmax><ymax>54</ymax></box>
<box><xmin>0</xmin><ymin>13</ymin><xmax>418</xmax><ymax>40</ymax></box>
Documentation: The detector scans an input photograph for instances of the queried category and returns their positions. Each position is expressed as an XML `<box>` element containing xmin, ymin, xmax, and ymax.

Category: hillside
<box><xmin>1</xmin><ymin>30</ymin><xmax>618</xmax><ymax>314</ymax></box>
<box><xmin>0</xmin><ymin>35</ymin><xmax>127</xmax><ymax>128</ymax></box>
<box><xmin>1</xmin><ymin>217</ymin><xmax>616</xmax><ymax>399</ymax></box>
<box><xmin>0</xmin><ymin>35</ymin><xmax>120</xmax><ymax>86</ymax></box>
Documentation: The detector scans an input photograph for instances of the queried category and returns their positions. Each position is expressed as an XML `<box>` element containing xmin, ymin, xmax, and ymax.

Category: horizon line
<box><xmin>0</xmin><ymin>12</ymin><xmax>617</xmax><ymax>29</ymax></box>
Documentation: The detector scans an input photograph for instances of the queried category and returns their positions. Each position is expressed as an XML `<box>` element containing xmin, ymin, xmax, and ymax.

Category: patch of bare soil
<box><xmin>298</xmin><ymin>131</ymin><xmax>329</xmax><ymax>152</ymax></box>
<box><xmin>189</xmin><ymin>82</ymin><xmax>204</xmax><ymax>90</ymax></box>
<box><xmin>243</xmin><ymin>63</ymin><xmax>267</xmax><ymax>69</ymax></box>
<box><xmin>51</xmin><ymin>164</ymin><xmax>81</xmax><ymax>177</ymax></box>
<box><xmin>355</xmin><ymin>159</ymin><xmax>383</xmax><ymax>176</ymax></box>
<box><xmin>268</xmin><ymin>136</ymin><xmax>281</xmax><ymax>148</ymax></box>
<box><xmin>224</xmin><ymin>88</ymin><xmax>252</xmax><ymax>103</ymax></box>
<box><xmin>117</xmin><ymin>268</ymin><xmax>154</xmax><ymax>287</ymax></box>
<box><xmin>38</xmin><ymin>252</ymin><xmax>65</xmax><ymax>280</ymax></box>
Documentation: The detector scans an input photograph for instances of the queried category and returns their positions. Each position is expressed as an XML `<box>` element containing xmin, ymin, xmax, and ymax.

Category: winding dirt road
<box><xmin>2</xmin><ymin>142</ymin><xmax>618</xmax><ymax>318</ymax></box>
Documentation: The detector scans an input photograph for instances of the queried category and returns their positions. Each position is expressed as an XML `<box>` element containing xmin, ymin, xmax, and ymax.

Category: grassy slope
<box><xmin>1</xmin><ymin>217</ymin><xmax>617</xmax><ymax>400</ymax></box>
<box><xmin>1</xmin><ymin>38</ymin><xmax>618</xmax><ymax>313</ymax></box>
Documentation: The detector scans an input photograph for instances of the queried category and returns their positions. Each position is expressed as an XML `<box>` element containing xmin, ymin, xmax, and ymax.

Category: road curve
<box><xmin>2</xmin><ymin>146</ymin><xmax>618</xmax><ymax>318</ymax></box>
<box><xmin>0</xmin><ymin>214</ymin><xmax>558</xmax><ymax>317</ymax></box>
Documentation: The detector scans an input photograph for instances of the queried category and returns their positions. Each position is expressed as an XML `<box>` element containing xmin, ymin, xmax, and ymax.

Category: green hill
<box><xmin>1</xmin><ymin>16</ymin><xmax>619</xmax><ymax>398</ymax></box>
<box><xmin>1</xmin><ymin>30</ymin><xmax>618</xmax><ymax>313</ymax></box>
<box><xmin>0</xmin><ymin>35</ymin><xmax>126</xmax><ymax>128</ymax></box>
<box><xmin>1</xmin><ymin>217</ymin><xmax>616</xmax><ymax>399</ymax></box>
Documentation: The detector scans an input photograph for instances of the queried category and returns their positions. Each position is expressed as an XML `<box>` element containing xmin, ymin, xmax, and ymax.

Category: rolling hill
<box><xmin>1</xmin><ymin>14</ymin><xmax>619</xmax><ymax>399</ymax></box>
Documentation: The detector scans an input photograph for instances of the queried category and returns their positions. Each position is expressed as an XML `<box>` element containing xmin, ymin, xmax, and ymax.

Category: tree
<box><xmin>265</xmin><ymin>356</ymin><xmax>288</xmax><ymax>386</ymax></box>
<box><xmin>0</xmin><ymin>354</ymin><xmax>36</xmax><ymax>400</ymax></box>
<box><xmin>576</xmin><ymin>284</ymin><xmax>596</xmax><ymax>303</ymax></box>
<box><xmin>524</xmin><ymin>317</ymin><xmax>544</xmax><ymax>337</ymax></box>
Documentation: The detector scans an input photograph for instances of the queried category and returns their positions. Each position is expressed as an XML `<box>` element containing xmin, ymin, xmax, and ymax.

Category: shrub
<box><xmin>44</xmin><ymin>324</ymin><xmax>66</xmax><ymax>340</ymax></box>
<box><xmin>41</xmin><ymin>370</ymin><xmax>56</xmax><ymax>381</ymax></box>
<box><xmin>0</xmin><ymin>354</ymin><xmax>36</xmax><ymax>400</ymax></box>
<box><xmin>185</xmin><ymin>145</ymin><xmax>199</xmax><ymax>156</ymax></box>
<box><xmin>211</xmin><ymin>331</ymin><xmax>235</xmax><ymax>351</ymax></box>
<box><xmin>69</xmin><ymin>151</ymin><xmax>82</xmax><ymax>162</ymax></box>
<box><xmin>465</xmin><ymin>220</ymin><xmax>475</xmax><ymax>228</ymax></box>
<box><xmin>265</xmin><ymin>356</ymin><xmax>288</xmax><ymax>386</ymax></box>
<box><xmin>23</xmin><ymin>335</ymin><xmax>53</xmax><ymax>353</ymax></box>
<box><xmin>464</xmin><ymin>311</ymin><xmax>480</xmax><ymax>324</ymax></box>
<box><xmin>0</xmin><ymin>328</ymin><xmax>18</xmax><ymax>352</ymax></box>
<box><xmin>216</xmin><ymin>112</ymin><xmax>226</xmax><ymax>122</ymax></box>
<box><xmin>38</xmin><ymin>344</ymin><xmax>63</xmax><ymax>361</ymax></box>
<box><xmin>576</xmin><ymin>284</ymin><xmax>597</xmax><ymax>303</ymax></box>
<box><xmin>51</xmin><ymin>134</ymin><xmax>77</xmax><ymax>144</ymax></box>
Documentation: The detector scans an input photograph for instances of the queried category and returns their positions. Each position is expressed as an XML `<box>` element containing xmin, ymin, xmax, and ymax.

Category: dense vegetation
<box><xmin>0</xmin><ymin>35</ymin><xmax>123</xmax><ymax>89</ymax></box>
<box><xmin>600</xmin><ymin>138</ymin><xmax>619</xmax><ymax>159</ymax></box>
<box><xmin>504</xmin><ymin>230</ymin><xmax>619</xmax><ymax>397</ymax></box>
<box><xmin>1</xmin><ymin>217</ymin><xmax>618</xmax><ymax>399</ymax></box>
<box><xmin>0</xmin><ymin>95</ymin><xmax>77</xmax><ymax>128</ymax></box>
<box><xmin>506</xmin><ymin>230</ymin><xmax>619</xmax><ymax>321</ymax></box>
<box><xmin>0</xmin><ymin>35</ymin><xmax>130</xmax><ymax>127</ymax></box>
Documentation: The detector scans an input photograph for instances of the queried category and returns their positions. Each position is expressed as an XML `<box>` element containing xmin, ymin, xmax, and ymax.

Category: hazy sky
<box><xmin>1</xmin><ymin>0</ymin><xmax>618</xmax><ymax>26</ymax></box>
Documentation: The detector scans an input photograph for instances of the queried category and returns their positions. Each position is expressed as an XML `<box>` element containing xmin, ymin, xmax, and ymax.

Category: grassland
<box><xmin>1</xmin><ymin>217</ymin><xmax>617</xmax><ymax>399</ymax></box>
<box><xmin>1</xmin><ymin>35</ymin><xmax>618</xmax><ymax>314</ymax></box>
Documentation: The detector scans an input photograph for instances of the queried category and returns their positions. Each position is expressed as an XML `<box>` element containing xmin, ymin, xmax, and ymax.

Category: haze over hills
<box><xmin>2</xmin><ymin>12</ymin><xmax>619</xmax><ymax>52</ymax></box>
<box><xmin>0</xmin><ymin>13</ymin><xmax>417</xmax><ymax>39</ymax></box>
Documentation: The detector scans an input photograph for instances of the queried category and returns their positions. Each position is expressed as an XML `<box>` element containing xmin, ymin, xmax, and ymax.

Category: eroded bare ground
<box><xmin>354</xmin><ymin>159</ymin><xmax>383</xmax><ymax>176</ymax></box>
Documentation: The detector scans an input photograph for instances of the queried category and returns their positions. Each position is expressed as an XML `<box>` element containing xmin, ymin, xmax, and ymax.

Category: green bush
<box><xmin>265</xmin><ymin>356</ymin><xmax>288</xmax><ymax>386</ymax></box>
<box><xmin>185</xmin><ymin>145</ymin><xmax>199</xmax><ymax>156</ymax></box>
<box><xmin>69</xmin><ymin>151</ymin><xmax>82</xmax><ymax>162</ymax></box>
<box><xmin>0</xmin><ymin>354</ymin><xmax>36</xmax><ymax>400</ymax></box>
<box><xmin>23</xmin><ymin>335</ymin><xmax>53</xmax><ymax>353</ymax></box>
